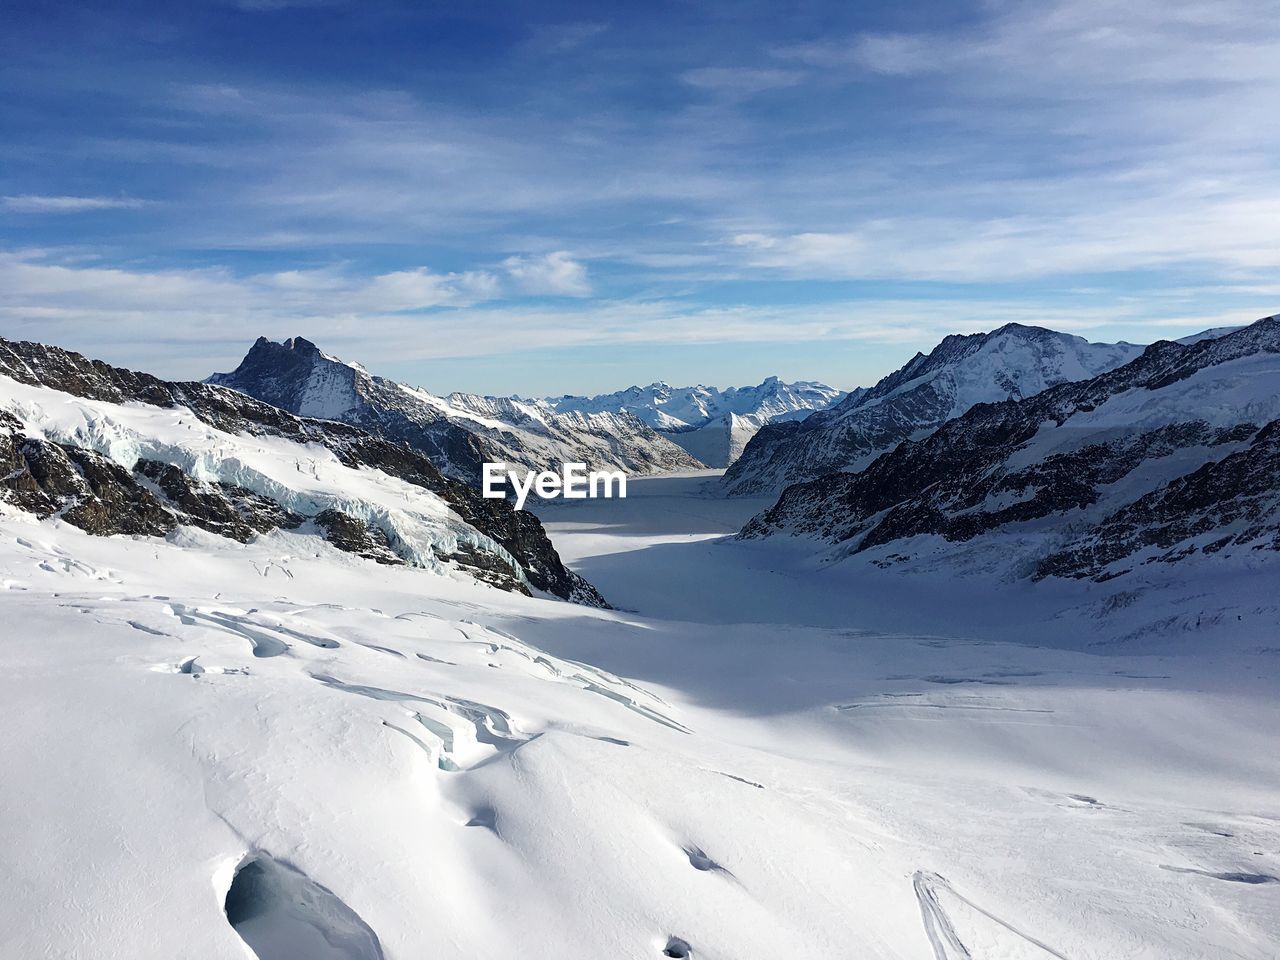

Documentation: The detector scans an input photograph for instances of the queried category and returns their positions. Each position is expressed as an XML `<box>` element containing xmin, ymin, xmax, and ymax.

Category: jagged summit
<box><xmin>722</xmin><ymin>323</ymin><xmax>1144</xmax><ymax>496</ymax></box>
<box><xmin>742</xmin><ymin>314</ymin><xmax>1280</xmax><ymax>583</ymax></box>
<box><xmin>209</xmin><ymin>337</ymin><xmax>703</xmax><ymax>483</ymax></box>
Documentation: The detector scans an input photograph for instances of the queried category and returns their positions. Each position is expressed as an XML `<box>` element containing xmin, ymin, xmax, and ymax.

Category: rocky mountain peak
<box><xmin>281</xmin><ymin>335</ymin><xmax>322</xmax><ymax>354</ymax></box>
<box><xmin>721</xmin><ymin>323</ymin><xmax>1145</xmax><ymax>496</ymax></box>
<box><xmin>739</xmin><ymin>314</ymin><xmax>1280</xmax><ymax>584</ymax></box>
<box><xmin>208</xmin><ymin>337</ymin><xmax>703</xmax><ymax>483</ymax></box>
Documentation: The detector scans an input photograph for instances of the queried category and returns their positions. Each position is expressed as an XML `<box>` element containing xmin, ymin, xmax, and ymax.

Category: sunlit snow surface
<box><xmin>2</xmin><ymin>473</ymin><xmax>1279</xmax><ymax>959</ymax></box>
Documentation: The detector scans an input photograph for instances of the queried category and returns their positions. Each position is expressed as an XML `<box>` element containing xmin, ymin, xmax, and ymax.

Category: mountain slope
<box><xmin>741</xmin><ymin>316</ymin><xmax>1280</xmax><ymax>583</ymax></box>
<box><xmin>439</xmin><ymin>390</ymin><xmax>705</xmax><ymax>473</ymax></box>
<box><xmin>722</xmin><ymin>324</ymin><xmax>1143</xmax><ymax>495</ymax></box>
<box><xmin>545</xmin><ymin>376</ymin><xmax>844</xmax><ymax>467</ymax></box>
<box><xmin>0</xmin><ymin>337</ymin><xmax>604</xmax><ymax>605</ymax></box>
<box><xmin>1036</xmin><ymin>417</ymin><xmax>1280</xmax><ymax>580</ymax></box>
<box><xmin>208</xmin><ymin>337</ymin><xmax>703</xmax><ymax>483</ymax></box>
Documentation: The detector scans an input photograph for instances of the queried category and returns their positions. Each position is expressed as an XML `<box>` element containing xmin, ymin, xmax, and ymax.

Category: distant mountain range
<box><xmin>722</xmin><ymin>323</ymin><xmax>1144</xmax><ymax>496</ymax></box>
<box><xmin>207</xmin><ymin>337</ymin><xmax>703</xmax><ymax>483</ymax></box>
<box><xmin>741</xmin><ymin>316</ymin><xmax>1280</xmax><ymax>584</ymax></box>
<box><xmin>4</xmin><ymin>316</ymin><xmax>1278</xmax><ymax>598</ymax></box>
<box><xmin>207</xmin><ymin>338</ymin><xmax>844</xmax><ymax>476</ymax></box>
<box><xmin>544</xmin><ymin>377</ymin><xmax>844</xmax><ymax>467</ymax></box>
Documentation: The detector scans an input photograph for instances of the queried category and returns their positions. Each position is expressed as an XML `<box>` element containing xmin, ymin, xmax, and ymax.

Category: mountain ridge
<box><xmin>543</xmin><ymin>376</ymin><xmax>844</xmax><ymax>467</ymax></box>
<box><xmin>208</xmin><ymin>337</ymin><xmax>704</xmax><ymax>483</ymax></box>
<box><xmin>740</xmin><ymin>315</ymin><xmax>1280</xmax><ymax>584</ymax></box>
<box><xmin>721</xmin><ymin>324</ymin><xmax>1144</xmax><ymax>496</ymax></box>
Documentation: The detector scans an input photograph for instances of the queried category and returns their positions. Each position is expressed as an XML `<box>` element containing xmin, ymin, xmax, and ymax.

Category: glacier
<box><xmin>1</xmin><ymin>463</ymin><xmax>1278</xmax><ymax>958</ymax></box>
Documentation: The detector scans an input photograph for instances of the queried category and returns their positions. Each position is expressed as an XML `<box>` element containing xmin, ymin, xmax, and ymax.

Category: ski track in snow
<box><xmin>913</xmin><ymin>871</ymin><xmax>1074</xmax><ymax>960</ymax></box>
<box><xmin>2</xmin><ymin>472</ymin><xmax>1280</xmax><ymax>959</ymax></box>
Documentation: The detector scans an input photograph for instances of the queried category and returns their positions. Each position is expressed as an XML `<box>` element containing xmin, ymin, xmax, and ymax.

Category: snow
<box><xmin>841</xmin><ymin>328</ymin><xmax>1141</xmax><ymax>422</ymax></box>
<box><xmin>544</xmin><ymin>377</ymin><xmax>843</xmax><ymax>430</ymax></box>
<box><xmin>3</xmin><ymin>459</ymin><xmax>1279</xmax><ymax>958</ymax></box>
<box><xmin>722</xmin><ymin>326</ymin><xmax>1146</xmax><ymax>496</ymax></box>
<box><xmin>1068</xmin><ymin>352</ymin><xmax>1280</xmax><ymax>432</ymax></box>
<box><xmin>293</xmin><ymin>360</ymin><xmax>361</xmax><ymax>421</ymax></box>
<box><xmin>209</xmin><ymin>338</ymin><xmax>702</xmax><ymax>479</ymax></box>
<box><xmin>0</xmin><ymin>373</ymin><xmax>524</xmax><ymax>579</ymax></box>
<box><xmin>545</xmin><ymin>378</ymin><xmax>845</xmax><ymax>467</ymax></box>
<box><xmin>399</xmin><ymin>383</ymin><xmax>514</xmax><ymax>432</ymax></box>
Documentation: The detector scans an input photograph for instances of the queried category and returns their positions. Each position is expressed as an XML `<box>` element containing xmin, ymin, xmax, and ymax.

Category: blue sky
<box><xmin>2</xmin><ymin>0</ymin><xmax>1278</xmax><ymax>395</ymax></box>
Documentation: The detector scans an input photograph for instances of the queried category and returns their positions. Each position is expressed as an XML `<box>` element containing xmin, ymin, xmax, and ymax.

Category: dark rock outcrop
<box><xmin>312</xmin><ymin>509</ymin><xmax>403</xmax><ymax>566</ymax></box>
<box><xmin>134</xmin><ymin>459</ymin><xmax>305</xmax><ymax>542</ymax></box>
<box><xmin>2</xmin><ymin>420</ymin><xmax>174</xmax><ymax>537</ymax></box>
<box><xmin>1036</xmin><ymin>419</ymin><xmax>1280</xmax><ymax>580</ymax></box>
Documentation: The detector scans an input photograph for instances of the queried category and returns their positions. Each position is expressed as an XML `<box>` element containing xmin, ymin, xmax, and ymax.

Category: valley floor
<box><xmin>2</xmin><ymin>472</ymin><xmax>1278</xmax><ymax>959</ymax></box>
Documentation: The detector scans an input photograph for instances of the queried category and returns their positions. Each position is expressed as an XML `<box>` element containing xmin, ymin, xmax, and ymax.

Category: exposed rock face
<box><xmin>207</xmin><ymin>337</ymin><xmax>490</xmax><ymax>480</ymax></box>
<box><xmin>741</xmin><ymin>316</ymin><xmax>1280</xmax><ymax>582</ymax></box>
<box><xmin>134</xmin><ymin>459</ymin><xmax>306</xmax><ymax>542</ymax></box>
<box><xmin>2</xmin><ymin>422</ymin><xmax>174</xmax><ymax>537</ymax></box>
<box><xmin>208</xmin><ymin>337</ymin><xmax>702</xmax><ymax>482</ymax></box>
<box><xmin>0</xmin><ymin>338</ymin><xmax>606</xmax><ymax>606</ymax></box>
<box><xmin>312</xmin><ymin>509</ymin><xmax>403</xmax><ymax>566</ymax></box>
<box><xmin>1036</xmin><ymin>419</ymin><xmax>1280</xmax><ymax>580</ymax></box>
<box><xmin>722</xmin><ymin>324</ymin><xmax>1143</xmax><ymax>495</ymax></box>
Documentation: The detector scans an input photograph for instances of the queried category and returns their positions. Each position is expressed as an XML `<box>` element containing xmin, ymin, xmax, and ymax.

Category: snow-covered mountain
<box><xmin>722</xmin><ymin>324</ymin><xmax>1144</xmax><ymax>495</ymax></box>
<box><xmin>439</xmin><ymin>390</ymin><xmax>701</xmax><ymax>471</ymax></box>
<box><xmin>208</xmin><ymin>337</ymin><xmax>703</xmax><ymax>484</ymax></box>
<box><xmin>742</xmin><ymin>316</ymin><xmax>1280</xmax><ymax>584</ymax></box>
<box><xmin>5</xmin><ymin>330</ymin><xmax>1280</xmax><ymax>960</ymax></box>
<box><xmin>544</xmin><ymin>376</ymin><xmax>844</xmax><ymax>467</ymax></box>
<box><xmin>0</xmin><ymin>337</ymin><xmax>604</xmax><ymax>605</ymax></box>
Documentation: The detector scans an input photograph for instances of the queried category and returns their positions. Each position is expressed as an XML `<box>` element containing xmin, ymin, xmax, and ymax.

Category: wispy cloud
<box><xmin>727</xmin><ymin>189</ymin><xmax>1280</xmax><ymax>281</ymax></box>
<box><xmin>222</xmin><ymin>0</ymin><xmax>343</xmax><ymax>11</ymax></box>
<box><xmin>2</xmin><ymin>0</ymin><xmax>1279</xmax><ymax>391</ymax></box>
<box><xmin>2</xmin><ymin>195</ymin><xmax>148</xmax><ymax>214</ymax></box>
<box><xmin>128</xmin><ymin>82</ymin><xmax>737</xmax><ymax>252</ymax></box>
<box><xmin>680</xmin><ymin>67</ymin><xmax>804</xmax><ymax>97</ymax></box>
<box><xmin>503</xmin><ymin>252</ymin><xmax>591</xmax><ymax>297</ymax></box>
<box><xmin>0</xmin><ymin>250</ymin><xmax>501</xmax><ymax>349</ymax></box>
<box><xmin>776</xmin><ymin>33</ymin><xmax>939</xmax><ymax>75</ymax></box>
<box><xmin>740</xmin><ymin>0</ymin><xmax>1280</xmax><ymax>283</ymax></box>
<box><xmin>524</xmin><ymin>21</ymin><xmax>609</xmax><ymax>55</ymax></box>
<box><xmin>2</xmin><ymin>248</ymin><xmax>1271</xmax><ymax>383</ymax></box>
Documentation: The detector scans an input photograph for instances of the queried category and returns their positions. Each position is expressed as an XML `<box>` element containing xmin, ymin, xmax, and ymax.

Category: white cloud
<box><xmin>0</xmin><ymin>251</ymin><xmax>502</xmax><ymax>369</ymax></box>
<box><xmin>525</xmin><ymin>22</ymin><xmax>609</xmax><ymax>55</ymax></box>
<box><xmin>2</xmin><ymin>195</ymin><xmax>147</xmax><ymax>214</ymax></box>
<box><xmin>3</xmin><ymin>248</ymin><xmax>1272</xmax><ymax>383</ymax></box>
<box><xmin>680</xmin><ymin>67</ymin><xmax>804</xmax><ymax>97</ymax></box>
<box><xmin>502</xmin><ymin>252</ymin><xmax>591</xmax><ymax>297</ymax></box>
<box><xmin>127</xmin><ymin>82</ymin><xmax>740</xmax><ymax>257</ymax></box>
<box><xmin>777</xmin><ymin>33</ymin><xmax>940</xmax><ymax>75</ymax></box>
<box><xmin>726</xmin><ymin>187</ymin><xmax>1280</xmax><ymax>281</ymax></box>
<box><xmin>224</xmin><ymin>0</ymin><xmax>341</xmax><ymax>10</ymax></box>
<box><xmin>4</xmin><ymin>0</ymin><xmax>1278</xmax><ymax>367</ymax></box>
<box><xmin>711</xmin><ymin>0</ymin><xmax>1280</xmax><ymax>284</ymax></box>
